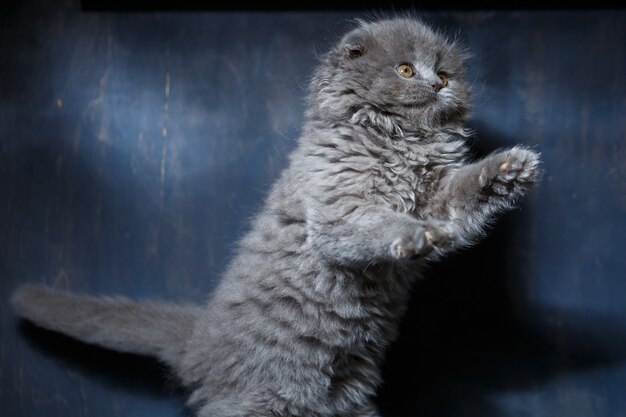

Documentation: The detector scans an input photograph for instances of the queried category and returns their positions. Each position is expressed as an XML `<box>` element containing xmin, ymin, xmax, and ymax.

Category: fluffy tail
<box><xmin>12</xmin><ymin>284</ymin><xmax>203</xmax><ymax>368</ymax></box>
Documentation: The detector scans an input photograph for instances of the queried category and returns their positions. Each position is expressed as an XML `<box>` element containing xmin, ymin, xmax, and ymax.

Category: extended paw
<box><xmin>391</xmin><ymin>220</ymin><xmax>456</xmax><ymax>259</ymax></box>
<box><xmin>478</xmin><ymin>147</ymin><xmax>541</xmax><ymax>198</ymax></box>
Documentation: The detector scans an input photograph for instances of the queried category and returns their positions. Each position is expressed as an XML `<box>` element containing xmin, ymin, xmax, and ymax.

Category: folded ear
<box><xmin>339</xmin><ymin>30</ymin><xmax>370</xmax><ymax>60</ymax></box>
<box><xmin>344</xmin><ymin>40</ymin><xmax>365</xmax><ymax>60</ymax></box>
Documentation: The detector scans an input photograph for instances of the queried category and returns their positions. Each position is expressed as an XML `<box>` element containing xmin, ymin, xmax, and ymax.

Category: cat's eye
<box><xmin>437</xmin><ymin>72</ymin><xmax>449</xmax><ymax>87</ymax></box>
<box><xmin>397</xmin><ymin>64</ymin><xmax>414</xmax><ymax>78</ymax></box>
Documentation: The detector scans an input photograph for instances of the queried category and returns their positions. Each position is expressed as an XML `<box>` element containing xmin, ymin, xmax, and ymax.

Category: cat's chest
<box><xmin>368</xmin><ymin>141</ymin><xmax>465</xmax><ymax>214</ymax></box>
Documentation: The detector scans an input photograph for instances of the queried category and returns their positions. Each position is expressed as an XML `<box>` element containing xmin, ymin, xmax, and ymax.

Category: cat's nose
<box><xmin>432</xmin><ymin>81</ymin><xmax>444</xmax><ymax>93</ymax></box>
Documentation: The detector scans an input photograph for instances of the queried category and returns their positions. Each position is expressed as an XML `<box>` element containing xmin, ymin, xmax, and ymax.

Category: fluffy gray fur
<box><xmin>12</xmin><ymin>18</ymin><xmax>540</xmax><ymax>417</ymax></box>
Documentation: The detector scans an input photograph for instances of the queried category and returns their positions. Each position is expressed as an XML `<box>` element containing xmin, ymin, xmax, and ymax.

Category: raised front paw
<box><xmin>391</xmin><ymin>220</ymin><xmax>457</xmax><ymax>260</ymax></box>
<box><xmin>478</xmin><ymin>147</ymin><xmax>541</xmax><ymax>199</ymax></box>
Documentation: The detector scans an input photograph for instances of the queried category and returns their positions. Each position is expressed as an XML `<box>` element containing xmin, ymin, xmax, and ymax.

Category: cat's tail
<box><xmin>11</xmin><ymin>284</ymin><xmax>203</xmax><ymax>368</ymax></box>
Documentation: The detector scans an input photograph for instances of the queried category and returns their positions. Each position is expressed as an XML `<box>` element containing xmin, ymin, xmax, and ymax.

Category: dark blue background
<box><xmin>1</xmin><ymin>2</ymin><xmax>625</xmax><ymax>416</ymax></box>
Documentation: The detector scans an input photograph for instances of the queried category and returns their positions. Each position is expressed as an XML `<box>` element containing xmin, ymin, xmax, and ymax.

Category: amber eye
<box><xmin>438</xmin><ymin>72</ymin><xmax>449</xmax><ymax>87</ymax></box>
<box><xmin>397</xmin><ymin>64</ymin><xmax>414</xmax><ymax>78</ymax></box>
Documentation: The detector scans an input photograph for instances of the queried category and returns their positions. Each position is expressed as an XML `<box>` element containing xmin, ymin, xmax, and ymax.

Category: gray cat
<box><xmin>12</xmin><ymin>18</ymin><xmax>540</xmax><ymax>417</ymax></box>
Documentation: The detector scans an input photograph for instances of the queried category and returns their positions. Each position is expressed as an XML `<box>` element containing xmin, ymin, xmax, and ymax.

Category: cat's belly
<box><xmin>182</xmin><ymin>258</ymin><xmax>409</xmax><ymax>416</ymax></box>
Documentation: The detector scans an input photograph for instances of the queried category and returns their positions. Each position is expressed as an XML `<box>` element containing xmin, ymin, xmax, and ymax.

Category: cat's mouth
<box><xmin>420</xmin><ymin>94</ymin><xmax>439</xmax><ymax>106</ymax></box>
<box><xmin>408</xmin><ymin>86</ymin><xmax>440</xmax><ymax>107</ymax></box>
<box><xmin>405</xmin><ymin>93</ymin><xmax>438</xmax><ymax>108</ymax></box>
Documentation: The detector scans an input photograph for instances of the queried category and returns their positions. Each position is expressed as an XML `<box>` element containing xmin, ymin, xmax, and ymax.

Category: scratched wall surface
<box><xmin>1</xmin><ymin>2</ymin><xmax>625</xmax><ymax>417</ymax></box>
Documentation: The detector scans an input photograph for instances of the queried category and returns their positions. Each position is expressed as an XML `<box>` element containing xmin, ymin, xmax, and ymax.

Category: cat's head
<box><xmin>309</xmin><ymin>18</ymin><xmax>471</xmax><ymax>135</ymax></box>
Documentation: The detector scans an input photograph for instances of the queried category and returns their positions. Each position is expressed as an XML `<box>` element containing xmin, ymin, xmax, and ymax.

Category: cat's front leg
<box><xmin>307</xmin><ymin>204</ymin><xmax>458</xmax><ymax>264</ymax></box>
<box><xmin>390</xmin><ymin>219</ymin><xmax>457</xmax><ymax>259</ymax></box>
<box><xmin>428</xmin><ymin>146</ymin><xmax>541</xmax><ymax>247</ymax></box>
<box><xmin>476</xmin><ymin>146</ymin><xmax>540</xmax><ymax>201</ymax></box>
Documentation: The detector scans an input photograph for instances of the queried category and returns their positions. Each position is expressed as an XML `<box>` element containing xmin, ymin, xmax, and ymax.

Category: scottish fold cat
<box><xmin>13</xmin><ymin>17</ymin><xmax>540</xmax><ymax>417</ymax></box>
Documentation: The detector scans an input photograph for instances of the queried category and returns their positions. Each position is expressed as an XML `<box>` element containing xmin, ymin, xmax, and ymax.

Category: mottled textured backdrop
<box><xmin>1</xmin><ymin>2</ymin><xmax>625</xmax><ymax>416</ymax></box>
